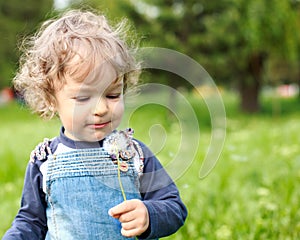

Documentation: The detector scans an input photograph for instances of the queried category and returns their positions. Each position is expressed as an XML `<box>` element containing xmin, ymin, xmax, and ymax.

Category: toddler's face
<box><xmin>54</xmin><ymin>61</ymin><xmax>124</xmax><ymax>142</ymax></box>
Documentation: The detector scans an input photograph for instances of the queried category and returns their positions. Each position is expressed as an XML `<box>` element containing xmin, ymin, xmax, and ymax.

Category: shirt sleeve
<box><xmin>2</xmin><ymin>161</ymin><xmax>48</xmax><ymax>240</ymax></box>
<box><xmin>137</xmin><ymin>141</ymin><xmax>188</xmax><ymax>239</ymax></box>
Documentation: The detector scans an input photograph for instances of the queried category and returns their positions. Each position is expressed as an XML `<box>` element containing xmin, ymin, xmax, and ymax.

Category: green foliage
<box><xmin>78</xmin><ymin>0</ymin><xmax>300</xmax><ymax>111</ymax></box>
<box><xmin>0</xmin><ymin>0</ymin><xmax>53</xmax><ymax>88</ymax></box>
<box><xmin>190</xmin><ymin>0</ymin><xmax>300</xmax><ymax>83</ymax></box>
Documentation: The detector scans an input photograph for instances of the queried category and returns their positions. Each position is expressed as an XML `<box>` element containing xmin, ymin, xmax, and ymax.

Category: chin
<box><xmin>91</xmin><ymin>134</ymin><xmax>108</xmax><ymax>142</ymax></box>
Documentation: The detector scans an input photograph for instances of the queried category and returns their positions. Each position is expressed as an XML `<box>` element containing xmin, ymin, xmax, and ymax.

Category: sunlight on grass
<box><xmin>1</xmin><ymin>93</ymin><xmax>300</xmax><ymax>239</ymax></box>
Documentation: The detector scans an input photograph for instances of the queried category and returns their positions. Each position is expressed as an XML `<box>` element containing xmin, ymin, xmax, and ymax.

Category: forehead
<box><xmin>68</xmin><ymin>57</ymin><xmax>119</xmax><ymax>84</ymax></box>
<box><xmin>63</xmin><ymin>66</ymin><xmax>123</xmax><ymax>94</ymax></box>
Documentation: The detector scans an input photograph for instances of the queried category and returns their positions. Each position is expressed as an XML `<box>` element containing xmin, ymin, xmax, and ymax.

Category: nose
<box><xmin>93</xmin><ymin>97</ymin><xmax>109</xmax><ymax>116</ymax></box>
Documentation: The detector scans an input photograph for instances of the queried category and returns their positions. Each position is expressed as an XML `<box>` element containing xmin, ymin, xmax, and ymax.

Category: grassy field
<box><xmin>1</xmin><ymin>92</ymin><xmax>300</xmax><ymax>239</ymax></box>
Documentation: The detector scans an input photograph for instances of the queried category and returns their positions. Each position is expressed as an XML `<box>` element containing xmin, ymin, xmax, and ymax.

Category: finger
<box><xmin>121</xmin><ymin>213</ymin><xmax>149</xmax><ymax>233</ymax></box>
<box><xmin>108</xmin><ymin>200</ymin><xmax>136</xmax><ymax>217</ymax></box>
<box><xmin>108</xmin><ymin>211</ymin><xmax>121</xmax><ymax>219</ymax></box>
<box><xmin>121</xmin><ymin>226</ymin><xmax>139</xmax><ymax>238</ymax></box>
<box><xmin>121</xmin><ymin>220</ymin><xmax>139</xmax><ymax>230</ymax></box>
<box><xmin>118</xmin><ymin>211</ymin><xmax>135</xmax><ymax>223</ymax></box>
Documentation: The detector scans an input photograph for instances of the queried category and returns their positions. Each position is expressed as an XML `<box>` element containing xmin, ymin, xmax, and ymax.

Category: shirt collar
<box><xmin>59</xmin><ymin>127</ymin><xmax>104</xmax><ymax>149</ymax></box>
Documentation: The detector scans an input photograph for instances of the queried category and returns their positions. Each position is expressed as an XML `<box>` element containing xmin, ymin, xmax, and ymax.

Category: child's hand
<box><xmin>108</xmin><ymin>199</ymin><xmax>149</xmax><ymax>238</ymax></box>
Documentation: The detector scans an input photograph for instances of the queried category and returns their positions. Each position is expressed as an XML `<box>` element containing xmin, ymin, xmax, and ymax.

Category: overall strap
<box><xmin>30</xmin><ymin>138</ymin><xmax>52</xmax><ymax>163</ymax></box>
<box><xmin>132</xmin><ymin>139</ymin><xmax>145</xmax><ymax>174</ymax></box>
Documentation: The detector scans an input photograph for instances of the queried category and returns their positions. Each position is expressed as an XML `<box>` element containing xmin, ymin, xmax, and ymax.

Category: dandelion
<box><xmin>103</xmin><ymin>128</ymin><xmax>136</xmax><ymax>201</ymax></box>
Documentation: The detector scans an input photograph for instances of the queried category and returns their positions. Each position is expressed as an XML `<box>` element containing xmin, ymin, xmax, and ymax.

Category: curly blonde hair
<box><xmin>14</xmin><ymin>9</ymin><xmax>140</xmax><ymax>119</ymax></box>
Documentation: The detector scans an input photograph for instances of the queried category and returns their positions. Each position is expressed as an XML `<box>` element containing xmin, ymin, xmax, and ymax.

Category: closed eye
<box><xmin>106</xmin><ymin>93</ymin><xmax>121</xmax><ymax>99</ymax></box>
<box><xmin>73</xmin><ymin>96</ymin><xmax>90</xmax><ymax>102</ymax></box>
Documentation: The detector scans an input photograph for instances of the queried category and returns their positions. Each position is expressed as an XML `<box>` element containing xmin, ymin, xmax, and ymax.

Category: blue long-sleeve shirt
<box><xmin>3</xmin><ymin>128</ymin><xmax>187</xmax><ymax>239</ymax></box>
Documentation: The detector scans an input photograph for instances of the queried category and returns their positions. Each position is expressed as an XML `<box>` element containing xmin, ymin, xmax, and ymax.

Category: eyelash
<box><xmin>106</xmin><ymin>93</ymin><xmax>121</xmax><ymax>99</ymax></box>
<box><xmin>73</xmin><ymin>93</ymin><xmax>121</xmax><ymax>102</ymax></box>
<box><xmin>74</xmin><ymin>97</ymin><xmax>90</xmax><ymax>102</ymax></box>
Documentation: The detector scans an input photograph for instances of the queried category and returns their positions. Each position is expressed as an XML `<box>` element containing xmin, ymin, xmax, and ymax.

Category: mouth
<box><xmin>90</xmin><ymin>121</ymin><xmax>111</xmax><ymax>129</ymax></box>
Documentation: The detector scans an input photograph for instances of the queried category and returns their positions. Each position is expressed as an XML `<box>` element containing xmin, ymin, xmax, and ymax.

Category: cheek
<box><xmin>60</xmin><ymin>109</ymin><xmax>75</xmax><ymax>127</ymax></box>
<box><xmin>113</xmin><ymin>101</ymin><xmax>124</xmax><ymax>118</ymax></box>
<box><xmin>73</xmin><ymin>104</ymin><xmax>90</xmax><ymax>116</ymax></box>
<box><xmin>63</xmin><ymin>105</ymin><xmax>89</xmax><ymax>128</ymax></box>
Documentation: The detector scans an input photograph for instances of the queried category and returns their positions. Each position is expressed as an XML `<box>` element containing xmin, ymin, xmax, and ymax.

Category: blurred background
<box><xmin>1</xmin><ymin>0</ymin><xmax>300</xmax><ymax>239</ymax></box>
<box><xmin>1</xmin><ymin>0</ymin><xmax>300</xmax><ymax>112</ymax></box>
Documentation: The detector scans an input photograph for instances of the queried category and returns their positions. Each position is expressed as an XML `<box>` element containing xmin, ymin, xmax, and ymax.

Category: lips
<box><xmin>90</xmin><ymin>121</ymin><xmax>111</xmax><ymax>129</ymax></box>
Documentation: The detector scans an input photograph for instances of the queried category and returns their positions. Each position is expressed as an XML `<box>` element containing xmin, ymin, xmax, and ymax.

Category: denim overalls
<box><xmin>44</xmin><ymin>146</ymin><xmax>141</xmax><ymax>239</ymax></box>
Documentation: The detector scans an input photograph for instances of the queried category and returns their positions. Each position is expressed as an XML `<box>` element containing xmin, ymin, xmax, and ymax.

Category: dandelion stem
<box><xmin>116</xmin><ymin>149</ymin><xmax>127</xmax><ymax>201</ymax></box>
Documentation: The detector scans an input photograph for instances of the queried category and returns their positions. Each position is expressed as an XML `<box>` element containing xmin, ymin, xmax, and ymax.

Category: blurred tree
<box><xmin>220</xmin><ymin>0</ymin><xmax>300</xmax><ymax>112</ymax></box>
<box><xmin>65</xmin><ymin>0</ymin><xmax>300</xmax><ymax>112</ymax></box>
<box><xmin>68</xmin><ymin>0</ymin><xmax>134</xmax><ymax>22</ymax></box>
<box><xmin>133</xmin><ymin>0</ymin><xmax>300</xmax><ymax>112</ymax></box>
<box><xmin>0</xmin><ymin>0</ymin><xmax>53</xmax><ymax>88</ymax></box>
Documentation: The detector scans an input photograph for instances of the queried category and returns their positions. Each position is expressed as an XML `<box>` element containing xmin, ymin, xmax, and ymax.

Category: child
<box><xmin>3</xmin><ymin>9</ymin><xmax>187</xmax><ymax>240</ymax></box>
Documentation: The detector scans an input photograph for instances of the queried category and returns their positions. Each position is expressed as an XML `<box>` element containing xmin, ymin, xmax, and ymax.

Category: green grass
<box><xmin>0</xmin><ymin>102</ymin><xmax>61</xmax><ymax>235</ymax></box>
<box><xmin>1</xmin><ymin>92</ymin><xmax>300</xmax><ymax>239</ymax></box>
